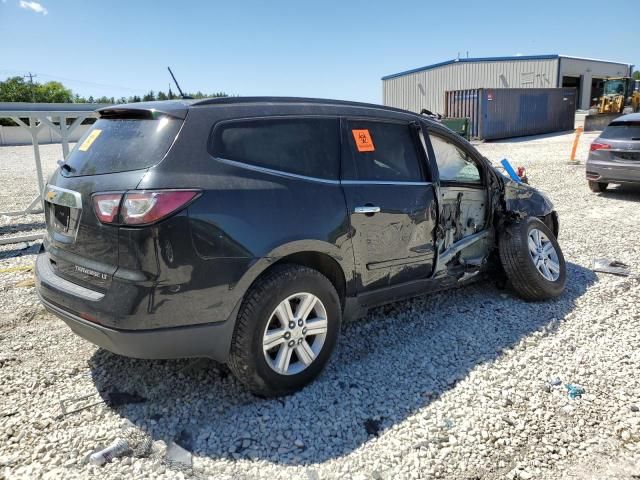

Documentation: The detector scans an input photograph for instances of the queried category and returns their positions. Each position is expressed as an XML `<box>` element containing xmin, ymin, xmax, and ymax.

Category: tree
<box><xmin>0</xmin><ymin>76</ymin><xmax>36</xmax><ymax>102</ymax></box>
<box><xmin>633</xmin><ymin>71</ymin><xmax>640</xmax><ymax>81</ymax></box>
<box><xmin>0</xmin><ymin>75</ymin><xmax>232</xmax><ymax>106</ymax></box>
<box><xmin>0</xmin><ymin>77</ymin><xmax>73</xmax><ymax>103</ymax></box>
<box><xmin>34</xmin><ymin>81</ymin><xmax>73</xmax><ymax>103</ymax></box>
<box><xmin>143</xmin><ymin>90</ymin><xmax>156</xmax><ymax>102</ymax></box>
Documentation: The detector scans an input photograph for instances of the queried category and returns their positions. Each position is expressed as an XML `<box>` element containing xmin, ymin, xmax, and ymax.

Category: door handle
<box><xmin>354</xmin><ymin>205</ymin><xmax>381</xmax><ymax>214</ymax></box>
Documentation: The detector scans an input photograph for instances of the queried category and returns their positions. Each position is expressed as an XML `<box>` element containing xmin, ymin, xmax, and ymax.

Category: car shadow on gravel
<box><xmin>0</xmin><ymin>221</ymin><xmax>46</xmax><ymax>235</ymax></box>
<box><xmin>595</xmin><ymin>184</ymin><xmax>640</xmax><ymax>202</ymax></box>
<box><xmin>90</xmin><ymin>261</ymin><xmax>596</xmax><ymax>466</ymax></box>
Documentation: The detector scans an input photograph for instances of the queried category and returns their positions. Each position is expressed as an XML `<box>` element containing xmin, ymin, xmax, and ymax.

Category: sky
<box><xmin>0</xmin><ymin>0</ymin><xmax>637</xmax><ymax>104</ymax></box>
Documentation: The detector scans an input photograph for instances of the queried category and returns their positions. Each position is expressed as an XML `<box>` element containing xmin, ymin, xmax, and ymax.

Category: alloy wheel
<box><xmin>527</xmin><ymin>228</ymin><xmax>560</xmax><ymax>282</ymax></box>
<box><xmin>262</xmin><ymin>292</ymin><xmax>328</xmax><ymax>375</ymax></box>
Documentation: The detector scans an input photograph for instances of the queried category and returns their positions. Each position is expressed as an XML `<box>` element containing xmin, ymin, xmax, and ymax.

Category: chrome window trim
<box><xmin>341</xmin><ymin>180</ymin><xmax>433</xmax><ymax>186</ymax></box>
<box><xmin>44</xmin><ymin>184</ymin><xmax>82</xmax><ymax>209</ymax></box>
<box><xmin>214</xmin><ymin>157</ymin><xmax>434</xmax><ymax>187</ymax></box>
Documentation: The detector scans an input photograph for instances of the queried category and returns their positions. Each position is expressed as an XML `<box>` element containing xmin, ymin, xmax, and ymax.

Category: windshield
<box><xmin>603</xmin><ymin>80</ymin><xmax>626</xmax><ymax>96</ymax></box>
<box><xmin>64</xmin><ymin>117</ymin><xmax>182</xmax><ymax>176</ymax></box>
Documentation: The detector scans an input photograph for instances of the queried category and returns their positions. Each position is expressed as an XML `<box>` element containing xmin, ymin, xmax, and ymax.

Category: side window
<box><xmin>344</xmin><ymin>120</ymin><xmax>424</xmax><ymax>182</ymax></box>
<box><xmin>210</xmin><ymin>117</ymin><xmax>340</xmax><ymax>180</ymax></box>
<box><xmin>430</xmin><ymin>134</ymin><xmax>482</xmax><ymax>184</ymax></box>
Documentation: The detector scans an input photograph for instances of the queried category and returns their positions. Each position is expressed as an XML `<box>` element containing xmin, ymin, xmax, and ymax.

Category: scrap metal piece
<box><xmin>593</xmin><ymin>258</ymin><xmax>631</xmax><ymax>277</ymax></box>
<box><xmin>59</xmin><ymin>392</ymin><xmax>103</xmax><ymax>417</ymax></box>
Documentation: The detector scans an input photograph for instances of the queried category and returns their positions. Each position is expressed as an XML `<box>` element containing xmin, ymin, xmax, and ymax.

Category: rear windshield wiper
<box><xmin>57</xmin><ymin>159</ymin><xmax>75</xmax><ymax>174</ymax></box>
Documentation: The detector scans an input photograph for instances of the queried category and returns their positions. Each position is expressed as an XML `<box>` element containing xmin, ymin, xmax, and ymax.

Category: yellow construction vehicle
<box><xmin>598</xmin><ymin>77</ymin><xmax>640</xmax><ymax>114</ymax></box>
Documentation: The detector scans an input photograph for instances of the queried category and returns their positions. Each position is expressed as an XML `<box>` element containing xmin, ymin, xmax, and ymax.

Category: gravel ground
<box><xmin>1</xmin><ymin>132</ymin><xmax>640</xmax><ymax>480</ymax></box>
<box><xmin>0</xmin><ymin>143</ymin><xmax>64</xmax><ymax>245</ymax></box>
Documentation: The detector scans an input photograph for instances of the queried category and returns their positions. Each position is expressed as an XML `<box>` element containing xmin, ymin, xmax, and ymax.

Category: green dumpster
<box><xmin>441</xmin><ymin>117</ymin><xmax>470</xmax><ymax>140</ymax></box>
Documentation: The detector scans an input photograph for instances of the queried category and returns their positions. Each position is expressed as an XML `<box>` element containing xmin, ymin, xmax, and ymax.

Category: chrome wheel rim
<box><xmin>262</xmin><ymin>292</ymin><xmax>328</xmax><ymax>376</ymax></box>
<box><xmin>528</xmin><ymin>228</ymin><xmax>560</xmax><ymax>282</ymax></box>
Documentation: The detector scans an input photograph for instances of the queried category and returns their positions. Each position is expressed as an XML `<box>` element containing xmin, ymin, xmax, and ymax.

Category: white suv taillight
<box><xmin>92</xmin><ymin>190</ymin><xmax>199</xmax><ymax>225</ymax></box>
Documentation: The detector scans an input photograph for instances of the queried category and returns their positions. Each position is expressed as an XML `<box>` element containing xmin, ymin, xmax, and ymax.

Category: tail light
<box><xmin>92</xmin><ymin>190</ymin><xmax>199</xmax><ymax>225</ymax></box>
<box><xmin>93</xmin><ymin>193</ymin><xmax>122</xmax><ymax>223</ymax></box>
<box><xmin>590</xmin><ymin>142</ymin><xmax>611</xmax><ymax>151</ymax></box>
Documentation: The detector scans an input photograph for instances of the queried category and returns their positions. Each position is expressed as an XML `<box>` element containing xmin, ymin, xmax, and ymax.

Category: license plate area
<box><xmin>44</xmin><ymin>185</ymin><xmax>82</xmax><ymax>242</ymax></box>
<box><xmin>615</xmin><ymin>151</ymin><xmax>640</xmax><ymax>161</ymax></box>
<box><xmin>52</xmin><ymin>204</ymin><xmax>71</xmax><ymax>232</ymax></box>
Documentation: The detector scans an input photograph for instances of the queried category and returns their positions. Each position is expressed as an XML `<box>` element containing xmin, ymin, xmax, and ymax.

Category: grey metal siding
<box><xmin>444</xmin><ymin>88</ymin><xmax>576</xmax><ymax>140</ymax></box>
<box><xmin>383</xmin><ymin>59</ymin><xmax>559</xmax><ymax>114</ymax></box>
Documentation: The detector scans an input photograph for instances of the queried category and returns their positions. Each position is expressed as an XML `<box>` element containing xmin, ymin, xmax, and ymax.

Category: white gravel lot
<box><xmin>1</xmin><ymin>132</ymin><xmax>639</xmax><ymax>480</ymax></box>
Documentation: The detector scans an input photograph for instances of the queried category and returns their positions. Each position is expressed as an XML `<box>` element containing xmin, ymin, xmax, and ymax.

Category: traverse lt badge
<box><xmin>74</xmin><ymin>265</ymin><xmax>108</xmax><ymax>280</ymax></box>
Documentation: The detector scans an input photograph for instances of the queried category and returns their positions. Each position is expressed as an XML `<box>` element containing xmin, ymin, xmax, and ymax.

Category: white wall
<box><xmin>0</xmin><ymin>124</ymin><xmax>90</xmax><ymax>146</ymax></box>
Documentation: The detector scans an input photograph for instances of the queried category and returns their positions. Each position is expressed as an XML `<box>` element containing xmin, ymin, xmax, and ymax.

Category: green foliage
<box><xmin>143</xmin><ymin>90</ymin><xmax>156</xmax><ymax>102</ymax></box>
<box><xmin>36</xmin><ymin>81</ymin><xmax>74</xmax><ymax>103</ymax></box>
<box><xmin>0</xmin><ymin>76</ymin><xmax>72</xmax><ymax>103</ymax></box>
<box><xmin>633</xmin><ymin>71</ymin><xmax>640</xmax><ymax>81</ymax></box>
<box><xmin>0</xmin><ymin>76</ymin><xmax>231</xmax><ymax>117</ymax></box>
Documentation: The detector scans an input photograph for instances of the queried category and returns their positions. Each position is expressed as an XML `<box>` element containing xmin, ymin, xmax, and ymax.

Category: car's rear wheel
<box><xmin>499</xmin><ymin>216</ymin><xmax>566</xmax><ymax>301</ymax></box>
<box><xmin>588</xmin><ymin>180</ymin><xmax>608</xmax><ymax>192</ymax></box>
<box><xmin>228</xmin><ymin>264</ymin><xmax>341</xmax><ymax>397</ymax></box>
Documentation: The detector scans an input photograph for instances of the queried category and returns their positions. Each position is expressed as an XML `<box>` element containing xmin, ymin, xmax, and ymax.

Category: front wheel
<box><xmin>228</xmin><ymin>264</ymin><xmax>341</xmax><ymax>397</ymax></box>
<box><xmin>499</xmin><ymin>216</ymin><xmax>567</xmax><ymax>301</ymax></box>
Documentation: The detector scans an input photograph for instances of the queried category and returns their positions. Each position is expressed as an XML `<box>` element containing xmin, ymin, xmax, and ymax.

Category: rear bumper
<box><xmin>586</xmin><ymin>159</ymin><xmax>640</xmax><ymax>184</ymax></box>
<box><xmin>36</xmin><ymin>253</ymin><xmax>236</xmax><ymax>361</ymax></box>
<box><xmin>39</xmin><ymin>294</ymin><xmax>235</xmax><ymax>361</ymax></box>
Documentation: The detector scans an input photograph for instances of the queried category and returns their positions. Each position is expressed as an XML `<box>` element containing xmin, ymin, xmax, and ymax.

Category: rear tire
<box><xmin>228</xmin><ymin>264</ymin><xmax>341</xmax><ymax>397</ymax></box>
<box><xmin>499</xmin><ymin>217</ymin><xmax>566</xmax><ymax>301</ymax></box>
<box><xmin>588</xmin><ymin>181</ymin><xmax>608</xmax><ymax>192</ymax></box>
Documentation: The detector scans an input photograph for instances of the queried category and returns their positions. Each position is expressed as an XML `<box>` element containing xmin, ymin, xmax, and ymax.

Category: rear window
<box><xmin>210</xmin><ymin>118</ymin><xmax>340</xmax><ymax>180</ymax></box>
<box><xmin>600</xmin><ymin>121</ymin><xmax>640</xmax><ymax>140</ymax></box>
<box><xmin>64</xmin><ymin>117</ymin><xmax>182</xmax><ymax>176</ymax></box>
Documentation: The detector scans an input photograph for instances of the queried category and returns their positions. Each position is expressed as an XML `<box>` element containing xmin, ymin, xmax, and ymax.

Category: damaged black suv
<box><xmin>36</xmin><ymin>97</ymin><xmax>565</xmax><ymax>396</ymax></box>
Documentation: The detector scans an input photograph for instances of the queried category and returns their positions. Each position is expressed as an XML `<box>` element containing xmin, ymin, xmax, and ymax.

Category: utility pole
<box><xmin>23</xmin><ymin>72</ymin><xmax>37</xmax><ymax>102</ymax></box>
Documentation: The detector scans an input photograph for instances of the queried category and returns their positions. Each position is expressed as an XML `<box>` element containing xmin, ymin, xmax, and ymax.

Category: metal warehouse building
<box><xmin>382</xmin><ymin>54</ymin><xmax>633</xmax><ymax>113</ymax></box>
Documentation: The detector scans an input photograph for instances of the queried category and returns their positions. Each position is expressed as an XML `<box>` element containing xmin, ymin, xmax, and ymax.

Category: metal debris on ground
<box><xmin>58</xmin><ymin>392</ymin><xmax>103</xmax><ymax>418</ymax></box>
<box><xmin>565</xmin><ymin>384</ymin><xmax>586</xmax><ymax>399</ymax></box>
<box><xmin>593</xmin><ymin>258</ymin><xmax>632</xmax><ymax>277</ymax></box>
<box><xmin>88</xmin><ymin>426</ymin><xmax>153</xmax><ymax>466</ymax></box>
<box><xmin>548</xmin><ymin>377</ymin><xmax>562</xmax><ymax>386</ymax></box>
<box><xmin>122</xmin><ymin>426</ymin><xmax>153</xmax><ymax>458</ymax></box>
<box><xmin>164</xmin><ymin>440</ymin><xmax>193</xmax><ymax>469</ymax></box>
<box><xmin>89</xmin><ymin>438</ymin><xmax>131</xmax><ymax>466</ymax></box>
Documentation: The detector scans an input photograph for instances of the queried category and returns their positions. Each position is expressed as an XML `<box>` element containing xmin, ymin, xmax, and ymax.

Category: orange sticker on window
<box><xmin>352</xmin><ymin>129</ymin><xmax>375</xmax><ymax>152</ymax></box>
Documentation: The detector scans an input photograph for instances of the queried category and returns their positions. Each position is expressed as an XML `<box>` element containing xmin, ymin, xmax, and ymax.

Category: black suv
<box><xmin>36</xmin><ymin>97</ymin><xmax>565</xmax><ymax>396</ymax></box>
